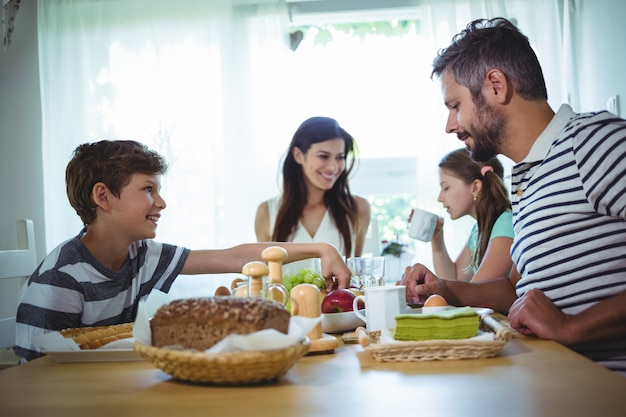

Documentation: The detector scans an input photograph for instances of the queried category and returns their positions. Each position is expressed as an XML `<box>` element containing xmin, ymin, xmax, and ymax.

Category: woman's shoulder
<box><xmin>353</xmin><ymin>195</ymin><xmax>371</xmax><ymax>211</ymax></box>
<box><xmin>353</xmin><ymin>195</ymin><xmax>371</xmax><ymax>226</ymax></box>
<box><xmin>255</xmin><ymin>195</ymin><xmax>280</xmax><ymax>213</ymax></box>
<box><xmin>266</xmin><ymin>195</ymin><xmax>282</xmax><ymax>209</ymax></box>
<box><xmin>352</xmin><ymin>195</ymin><xmax>371</xmax><ymax>219</ymax></box>
<box><xmin>256</xmin><ymin>199</ymin><xmax>270</xmax><ymax>213</ymax></box>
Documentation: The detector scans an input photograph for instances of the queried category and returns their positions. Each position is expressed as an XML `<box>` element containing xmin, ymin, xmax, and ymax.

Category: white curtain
<box><xmin>561</xmin><ymin>0</ymin><xmax>579</xmax><ymax>110</ymax></box>
<box><xmin>38</xmin><ymin>0</ymin><xmax>292</xmax><ymax>254</ymax></box>
<box><xmin>37</xmin><ymin>0</ymin><xmax>565</xmax><ymax>295</ymax></box>
<box><xmin>410</xmin><ymin>0</ymin><xmax>568</xmax><ymax>253</ymax></box>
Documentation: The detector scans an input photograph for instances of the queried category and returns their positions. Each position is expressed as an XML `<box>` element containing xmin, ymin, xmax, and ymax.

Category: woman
<box><xmin>255</xmin><ymin>117</ymin><xmax>370</xmax><ymax>273</ymax></box>
<box><xmin>431</xmin><ymin>148</ymin><xmax>513</xmax><ymax>282</ymax></box>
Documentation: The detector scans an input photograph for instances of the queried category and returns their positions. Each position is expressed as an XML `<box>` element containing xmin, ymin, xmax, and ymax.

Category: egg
<box><xmin>424</xmin><ymin>294</ymin><xmax>448</xmax><ymax>307</ymax></box>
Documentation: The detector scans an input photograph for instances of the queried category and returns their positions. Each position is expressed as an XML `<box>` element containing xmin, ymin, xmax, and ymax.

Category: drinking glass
<box><xmin>347</xmin><ymin>256</ymin><xmax>385</xmax><ymax>289</ymax></box>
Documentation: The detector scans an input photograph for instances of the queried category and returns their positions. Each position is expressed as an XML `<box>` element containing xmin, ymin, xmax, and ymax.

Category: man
<box><xmin>401</xmin><ymin>17</ymin><xmax>626</xmax><ymax>375</ymax></box>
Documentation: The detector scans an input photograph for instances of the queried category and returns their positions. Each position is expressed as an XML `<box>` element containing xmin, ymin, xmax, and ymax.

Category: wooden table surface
<box><xmin>1</xmin><ymin>333</ymin><xmax>626</xmax><ymax>417</ymax></box>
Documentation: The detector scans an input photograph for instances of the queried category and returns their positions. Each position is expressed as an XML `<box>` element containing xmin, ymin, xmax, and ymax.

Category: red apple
<box><xmin>322</xmin><ymin>289</ymin><xmax>361</xmax><ymax>313</ymax></box>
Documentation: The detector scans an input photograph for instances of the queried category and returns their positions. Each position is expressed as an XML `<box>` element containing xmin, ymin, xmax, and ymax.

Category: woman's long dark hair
<box><xmin>272</xmin><ymin>117</ymin><xmax>360</xmax><ymax>257</ymax></box>
<box><xmin>439</xmin><ymin>148</ymin><xmax>511</xmax><ymax>271</ymax></box>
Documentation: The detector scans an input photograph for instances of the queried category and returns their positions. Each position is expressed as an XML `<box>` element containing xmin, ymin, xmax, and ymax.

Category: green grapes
<box><xmin>282</xmin><ymin>268</ymin><xmax>326</xmax><ymax>292</ymax></box>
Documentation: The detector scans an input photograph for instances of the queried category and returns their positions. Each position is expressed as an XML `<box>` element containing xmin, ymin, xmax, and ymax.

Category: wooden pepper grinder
<box><xmin>241</xmin><ymin>261</ymin><xmax>269</xmax><ymax>298</ymax></box>
<box><xmin>262</xmin><ymin>246</ymin><xmax>288</xmax><ymax>286</ymax></box>
<box><xmin>290</xmin><ymin>283</ymin><xmax>338</xmax><ymax>354</ymax></box>
<box><xmin>290</xmin><ymin>283</ymin><xmax>323</xmax><ymax>340</ymax></box>
<box><xmin>261</xmin><ymin>246</ymin><xmax>289</xmax><ymax>305</ymax></box>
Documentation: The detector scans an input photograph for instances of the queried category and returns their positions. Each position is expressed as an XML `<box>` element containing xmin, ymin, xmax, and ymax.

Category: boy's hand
<box><xmin>318</xmin><ymin>244</ymin><xmax>351</xmax><ymax>290</ymax></box>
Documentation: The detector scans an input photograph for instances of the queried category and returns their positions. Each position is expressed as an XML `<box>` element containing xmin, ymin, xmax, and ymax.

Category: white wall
<box><xmin>1</xmin><ymin>0</ymin><xmax>625</xmax><ymax>262</ymax></box>
<box><xmin>574</xmin><ymin>0</ymin><xmax>626</xmax><ymax>115</ymax></box>
<box><xmin>0</xmin><ymin>0</ymin><xmax>45</xmax><ymax>260</ymax></box>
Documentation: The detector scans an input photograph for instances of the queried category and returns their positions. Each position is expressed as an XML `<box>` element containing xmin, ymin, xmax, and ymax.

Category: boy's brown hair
<box><xmin>66</xmin><ymin>140</ymin><xmax>168</xmax><ymax>225</ymax></box>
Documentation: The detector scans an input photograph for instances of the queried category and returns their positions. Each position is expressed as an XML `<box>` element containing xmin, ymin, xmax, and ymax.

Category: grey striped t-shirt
<box><xmin>15</xmin><ymin>230</ymin><xmax>189</xmax><ymax>361</ymax></box>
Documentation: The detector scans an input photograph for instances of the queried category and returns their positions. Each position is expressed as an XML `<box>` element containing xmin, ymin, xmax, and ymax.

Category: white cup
<box><xmin>352</xmin><ymin>285</ymin><xmax>406</xmax><ymax>332</ymax></box>
<box><xmin>408</xmin><ymin>209</ymin><xmax>439</xmax><ymax>242</ymax></box>
<box><xmin>347</xmin><ymin>256</ymin><xmax>385</xmax><ymax>289</ymax></box>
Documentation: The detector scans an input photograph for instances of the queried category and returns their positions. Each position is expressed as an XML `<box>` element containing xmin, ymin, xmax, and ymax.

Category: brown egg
<box><xmin>424</xmin><ymin>294</ymin><xmax>448</xmax><ymax>307</ymax></box>
<box><xmin>214</xmin><ymin>286</ymin><xmax>232</xmax><ymax>297</ymax></box>
<box><xmin>230</xmin><ymin>277</ymin><xmax>245</xmax><ymax>291</ymax></box>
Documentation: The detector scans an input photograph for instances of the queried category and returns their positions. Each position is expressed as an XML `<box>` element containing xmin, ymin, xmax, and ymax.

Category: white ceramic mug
<box><xmin>408</xmin><ymin>209</ymin><xmax>439</xmax><ymax>242</ymax></box>
<box><xmin>352</xmin><ymin>285</ymin><xmax>406</xmax><ymax>332</ymax></box>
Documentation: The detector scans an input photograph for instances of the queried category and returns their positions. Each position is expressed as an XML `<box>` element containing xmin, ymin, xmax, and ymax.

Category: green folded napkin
<box><xmin>392</xmin><ymin>306</ymin><xmax>479</xmax><ymax>341</ymax></box>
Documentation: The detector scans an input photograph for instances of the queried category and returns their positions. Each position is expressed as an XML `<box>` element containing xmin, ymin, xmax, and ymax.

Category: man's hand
<box><xmin>508</xmin><ymin>288</ymin><xmax>569</xmax><ymax>341</ymax></box>
<box><xmin>401</xmin><ymin>263</ymin><xmax>517</xmax><ymax>312</ymax></box>
<box><xmin>400</xmin><ymin>263</ymin><xmax>442</xmax><ymax>304</ymax></box>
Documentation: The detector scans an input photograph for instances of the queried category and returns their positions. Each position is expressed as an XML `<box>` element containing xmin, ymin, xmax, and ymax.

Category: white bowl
<box><xmin>321</xmin><ymin>310</ymin><xmax>365</xmax><ymax>333</ymax></box>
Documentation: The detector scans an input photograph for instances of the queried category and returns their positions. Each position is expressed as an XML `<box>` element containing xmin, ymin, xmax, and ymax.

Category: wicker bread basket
<box><xmin>357</xmin><ymin>314</ymin><xmax>513</xmax><ymax>362</ymax></box>
<box><xmin>134</xmin><ymin>338</ymin><xmax>310</xmax><ymax>385</ymax></box>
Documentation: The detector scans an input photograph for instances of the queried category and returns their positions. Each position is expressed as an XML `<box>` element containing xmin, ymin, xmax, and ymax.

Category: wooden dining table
<box><xmin>1</xmin><ymin>321</ymin><xmax>626</xmax><ymax>417</ymax></box>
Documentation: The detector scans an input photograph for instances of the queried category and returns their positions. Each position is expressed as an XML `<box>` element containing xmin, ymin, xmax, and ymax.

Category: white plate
<box><xmin>407</xmin><ymin>306</ymin><xmax>494</xmax><ymax>316</ymax></box>
<box><xmin>321</xmin><ymin>310</ymin><xmax>365</xmax><ymax>333</ymax></box>
<box><xmin>44</xmin><ymin>349</ymin><xmax>143</xmax><ymax>363</ymax></box>
<box><xmin>472</xmin><ymin>307</ymin><xmax>495</xmax><ymax>316</ymax></box>
<box><xmin>422</xmin><ymin>305</ymin><xmax>452</xmax><ymax>314</ymax></box>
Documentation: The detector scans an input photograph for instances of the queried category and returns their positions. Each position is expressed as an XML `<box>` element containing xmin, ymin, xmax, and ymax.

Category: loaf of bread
<box><xmin>61</xmin><ymin>323</ymin><xmax>134</xmax><ymax>349</ymax></box>
<box><xmin>150</xmin><ymin>297</ymin><xmax>290</xmax><ymax>350</ymax></box>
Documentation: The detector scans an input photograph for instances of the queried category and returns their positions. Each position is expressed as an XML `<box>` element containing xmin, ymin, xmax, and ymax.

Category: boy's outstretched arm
<box><xmin>182</xmin><ymin>242</ymin><xmax>351</xmax><ymax>289</ymax></box>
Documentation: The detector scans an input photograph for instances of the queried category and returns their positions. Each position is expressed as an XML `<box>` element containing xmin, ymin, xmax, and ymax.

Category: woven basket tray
<box><xmin>357</xmin><ymin>314</ymin><xmax>513</xmax><ymax>362</ymax></box>
<box><xmin>134</xmin><ymin>338</ymin><xmax>310</xmax><ymax>385</ymax></box>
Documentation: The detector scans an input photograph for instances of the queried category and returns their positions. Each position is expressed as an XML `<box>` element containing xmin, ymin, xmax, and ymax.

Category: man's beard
<box><xmin>466</xmin><ymin>95</ymin><xmax>506</xmax><ymax>162</ymax></box>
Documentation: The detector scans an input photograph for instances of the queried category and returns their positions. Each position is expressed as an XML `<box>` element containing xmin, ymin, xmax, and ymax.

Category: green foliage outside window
<box><xmin>294</xmin><ymin>20</ymin><xmax>421</xmax><ymax>47</ymax></box>
<box><xmin>292</xmin><ymin>20</ymin><xmax>423</xmax><ymax>257</ymax></box>
<box><xmin>368</xmin><ymin>194</ymin><xmax>416</xmax><ymax>255</ymax></box>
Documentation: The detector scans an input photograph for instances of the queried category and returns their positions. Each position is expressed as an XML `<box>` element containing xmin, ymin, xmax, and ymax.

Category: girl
<box><xmin>431</xmin><ymin>148</ymin><xmax>513</xmax><ymax>282</ymax></box>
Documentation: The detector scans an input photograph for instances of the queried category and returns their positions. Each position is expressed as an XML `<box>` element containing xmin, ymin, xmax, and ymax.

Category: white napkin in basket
<box><xmin>33</xmin><ymin>331</ymin><xmax>81</xmax><ymax>351</ymax></box>
<box><xmin>133</xmin><ymin>291</ymin><xmax>170</xmax><ymax>345</ymax></box>
<box><xmin>207</xmin><ymin>316</ymin><xmax>319</xmax><ymax>353</ymax></box>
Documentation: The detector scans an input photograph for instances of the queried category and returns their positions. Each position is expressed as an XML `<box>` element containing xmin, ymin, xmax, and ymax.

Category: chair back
<box><xmin>0</xmin><ymin>219</ymin><xmax>37</xmax><ymax>349</ymax></box>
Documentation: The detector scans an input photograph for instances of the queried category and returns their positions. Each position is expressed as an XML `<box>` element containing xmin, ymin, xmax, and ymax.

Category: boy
<box><xmin>15</xmin><ymin>140</ymin><xmax>351</xmax><ymax>361</ymax></box>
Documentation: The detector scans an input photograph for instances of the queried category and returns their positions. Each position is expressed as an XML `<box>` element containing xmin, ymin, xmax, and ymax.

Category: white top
<box><xmin>268</xmin><ymin>195</ymin><xmax>348</xmax><ymax>275</ymax></box>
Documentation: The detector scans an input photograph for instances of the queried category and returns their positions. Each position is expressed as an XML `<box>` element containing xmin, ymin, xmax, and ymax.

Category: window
<box><xmin>39</xmin><ymin>0</ymin><xmax>564</xmax><ymax>297</ymax></box>
<box><xmin>285</xmin><ymin>17</ymin><xmax>472</xmax><ymax>270</ymax></box>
